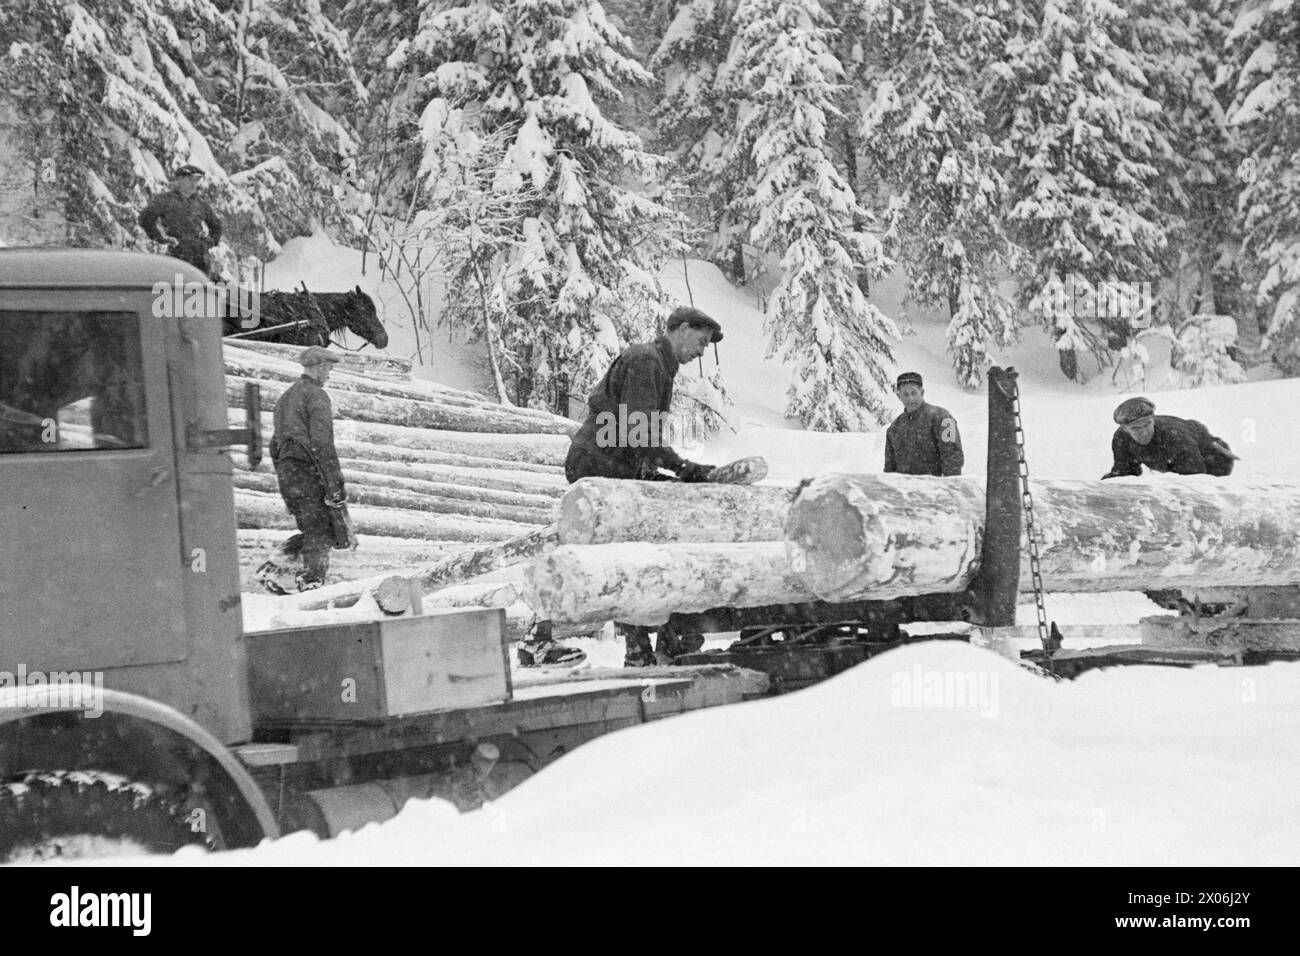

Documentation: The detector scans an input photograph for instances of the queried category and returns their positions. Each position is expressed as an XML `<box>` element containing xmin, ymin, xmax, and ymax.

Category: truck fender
<box><xmin>0</xmin><ymin>684</ymin><xmax>279</xmax><ymax>845</ymax></box>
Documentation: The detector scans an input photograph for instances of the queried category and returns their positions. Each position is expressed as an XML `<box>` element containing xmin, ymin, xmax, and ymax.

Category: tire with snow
<box><xmin>0</xmin><ymin>770</ymin><xmax>213</xmax><ymax>862</ymax></box>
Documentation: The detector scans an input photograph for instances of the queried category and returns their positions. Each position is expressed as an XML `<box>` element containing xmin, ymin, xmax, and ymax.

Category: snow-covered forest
<box><xmin>1</xmin><ymin>0</ymin><xmax>1297</xmax><ymax>427</ymax></box>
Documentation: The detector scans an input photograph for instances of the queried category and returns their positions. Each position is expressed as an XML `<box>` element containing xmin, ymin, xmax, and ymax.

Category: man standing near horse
<box><xmin>256</xmin><ymin>347</ymin><xmax>350</xmax><ymax>593</ymax></box>
<box><xmin>139</xmin><ymin>164</ymin><xmax>223</xmax><ymax>278</ymax></box>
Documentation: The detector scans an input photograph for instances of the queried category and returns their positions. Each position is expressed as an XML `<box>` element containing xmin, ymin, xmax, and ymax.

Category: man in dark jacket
<box><xmin>520</xmin><ymin>307</ymin><xmax>723</xmax><ymax>668</ymax></box>
<box><xmin>883</xmin><ymin>372</ymin><xmax>964</xmax><ymax>476</ymax></box>
<box><xmin>256</xmin><ymin>347</ymin><xmax>347</xmax><ymax>593</ymax></box>
<box><xmin>1102</xmin><ymin>397</ymin><xmax>1238</xmax><ymax>479</ymax></box>
<box><xmin>139</xmin><ymin>164</ymin><xmax>223</xmax><ymax>277</ymax></box>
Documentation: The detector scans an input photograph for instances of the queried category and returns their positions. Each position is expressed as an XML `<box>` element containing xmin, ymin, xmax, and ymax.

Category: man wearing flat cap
<box><xmin>1102</xmin><ymin>397</ymin><xmax>1238</xmax><ymax>479</ymax></box>
<box><xmin>257</xmin><ymin>346</ymin><xmax>348</xmax><ymax>592</ymax></box>
<box><xmin>520</xmin><ymin>306</ymin><xmax>725</xmax><ymax>667</ymax></box>
<box><xmin>883</xmin><ymin>371</ymin><xmax>964</xmax><ymax>476</ymax></box>
<box><xmin>139</xmin><ymin>164</ymin><xmax>223</xmax><ymax>276</ymax></box>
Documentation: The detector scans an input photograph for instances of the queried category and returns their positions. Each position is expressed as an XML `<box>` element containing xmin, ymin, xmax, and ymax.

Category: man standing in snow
<box><xmin>883</xmin><ymin>372</ymin><xmax>964</xmax><ymax>476</ymax></box>
<box><xmin>518</xmin><ymin>306</ymin><xmax>723</xmax><ymax>668</ymax></box>
<box><xmin>1102</xmin><ymin>397</ymin><xmax>1238</xmax><ymax>479</ymax></box>
<box><xmin>138</xmin><ymin>164</ymin><xmax>223</xmax><ymax>277</ymax></box>
<box><xmin>256</xmin><ymin>347</ymin><xmax>348</xmax><ymax>593</ymax></box>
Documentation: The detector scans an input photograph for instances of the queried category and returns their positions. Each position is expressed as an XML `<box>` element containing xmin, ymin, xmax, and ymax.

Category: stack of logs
<box><xmin>224</xmin><ymin>340</ymin><xmax>576</xmax><ymax>583</ymax></box>
<box><xmin>523</xmin><ymin>473</ymin><xmax>1300</xmax><ymax>627</ymax></box>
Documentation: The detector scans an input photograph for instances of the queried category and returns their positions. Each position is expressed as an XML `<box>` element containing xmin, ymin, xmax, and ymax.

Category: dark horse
<box><xmin>224</xmin><ymin>286</ymin><xmax>388</xmax><ymax>350</ymax></box>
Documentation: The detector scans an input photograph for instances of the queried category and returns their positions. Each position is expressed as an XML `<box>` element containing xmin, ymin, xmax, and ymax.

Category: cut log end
<box><xmin>375</xmin><ymin>575</ymin><xmax>415</xmax><ymax>615</ymax></box>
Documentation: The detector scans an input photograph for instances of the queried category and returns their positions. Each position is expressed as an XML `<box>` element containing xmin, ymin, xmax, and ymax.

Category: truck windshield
<box><xmin>0</xmin><ymin>311</ymin><xmax>149</xmax><ymax>453</ymax></box>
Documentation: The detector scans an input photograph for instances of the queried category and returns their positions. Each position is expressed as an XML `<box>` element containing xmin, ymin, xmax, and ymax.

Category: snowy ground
<box><xmin>181</xmin><ymin>234</ymin><xmax>1300</xmax><ymax>864</ymax></box>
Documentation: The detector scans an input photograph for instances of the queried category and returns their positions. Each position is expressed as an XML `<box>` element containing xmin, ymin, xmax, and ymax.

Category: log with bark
<box><xmin>235</xmin><ymin>489</ymin><xmax>536</xmax><ymax>542</ymax></box>
<box><xmin>228</xmin><ymin>411</ymin><xmax>572</xmax><ymax>467</ymax></box>
<box><xmin>293</xmin><ymin>526</ymin><xmax>557</xmax><ymax>611</ymax></box>
<box><xmin>223</xmin><ymin>346</ymin><xmax>566</xmax><ymax>426</ymax></box>
<box><xmin>556</xmin><ymin>478</ymin><xmax>797</xmax><ymax>545</ymax></box>
<box><xmin>225</xmin><ymin>340</ymin><xmax>414</xmax><ymax>381</ymax></box>
<box><xmin>227</xmin><ymin>375</ymin><xmax>576</xmax><ymax>436</ymax></box>
<box><xmin>525</xmin><ymin>542</ymin><xmax>814</xmax><ymax>626</ymax></box>
<box><xmin>785</xmin><ymin>473</ymin><xmax>1300</xmax><ymax>602</ymax></box>
<box><xmin>338</xmin><ymin>457</ymin><xmax>565</xmax><ymax>499</ymax></box>
<box><xmin>232</xmin><ymin>470</ymin><xmax>553</xmax><ymax>525</ymax></box>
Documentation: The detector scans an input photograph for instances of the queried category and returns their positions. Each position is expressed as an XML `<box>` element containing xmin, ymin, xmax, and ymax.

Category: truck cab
<box><xmin>1</xmin><ymin>248</ymin><xmax>256</xmax><ymax>743</ymax></box>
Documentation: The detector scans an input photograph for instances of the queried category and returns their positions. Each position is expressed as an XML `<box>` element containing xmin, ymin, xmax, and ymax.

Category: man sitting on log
<box><xmin>256</xmin><ymin>347</ymin><xmax>350</xmax><ymax>593</ymax></box>
<box><xmin>883</xmin><ymin>371</ymin><xmax>964</xmax><ymax>476</ymax></box>
<box><xmin>519</xmin><ymin>306</ymin><xmax>723</xmax><ymax>668</ymax></box>
<box><xmin>1103</xmin><ymin>397</ymin><xmax>1238</xmax><ymax>479</ymax></box>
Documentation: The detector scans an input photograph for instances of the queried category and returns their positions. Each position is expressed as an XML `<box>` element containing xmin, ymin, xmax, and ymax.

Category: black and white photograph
<box><xmin>0</xmin><ymin>0</ymin><xmax>1296</xmax><ymax>901</ymax></box>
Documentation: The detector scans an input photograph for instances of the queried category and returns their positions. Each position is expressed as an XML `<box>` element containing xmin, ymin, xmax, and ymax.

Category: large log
<box><xmin>785</xmin><ymin>474</ymin><xmax>1300</xmax><ymax>602</ymax></box>
<box><xmin>235</xmin><ymin>490</ymin><xmax>535</xmax><ymax>542</ymax></box>
<box><xmin>227</xmin><ymin>375</ymin><xmax>576</xmax><ymax>436</ymax></box>
<box><xmin>232</xmin><ymin>470</ymin><xmax>552</xmax><ymax>525</ymax></box>
<box><xmin>525</xmin><ymin>542</ymin><xmax>814</xmax><ymax>626</ymax></box>
<box><xmin>230</xmin><ymin>411</ymin><xmax>572</xmax><ymax>467</ymax></box>
<box><xmin>294</xmin><ymin>526</ymin><xmax>557</xmax><ymax>611</ymax></box>
<box><xmin>557</xmin><ymin>478</ymin><xmax>797</xmax><ymax>545</ymax></box>
<box><xmin>223</xmin><ymin>346</ymin><xmax>566</xmax><ymax>426</ymax></box>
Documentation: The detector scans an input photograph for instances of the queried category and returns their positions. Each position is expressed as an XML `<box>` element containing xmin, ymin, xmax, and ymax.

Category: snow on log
<box><xmin>223</xmin><ymin>347</ymin><xmax>566</xmax><ymax>426</ymax></box>
<box><xmin>230</xmin><ymin>411</ymin><xmax>572</xmax><ymax>467</ymax></box>
<box><xmin>330</xmin><ymin>439</ymin><xmax>563</xmax><ymax>476</ymax></box>
<box><xmin>525</xmin><ymin>542</ymin><xmax>814</xmax><ymax>626</ymax></box>
<box><xmin>231</xmin><ymin>470</ymin><xmax>552</xmax><ymax>525</ymax></box>
<box><xmin>293</xmin><ymin>526</ymin><xmax>557</xmax><ymax>611</ymax></box>
<box><xmin>226</xmin><ymin>340</ymin><xmax>413</xmax><ymax>381</ymax></box>
<box><xmin>227</xmin><ymin>375</ymin><xmax>576</xmax><ymax>435</ymax></box>
<box><xmin>785</xmin><ymin>474</ymin><xmax>1300</xmax><ymax>601</ymax></box>
<box><xmin>338</xmin><ymin>457</ymin><xmax>566</xmax><ymax>499</ymax></box>
<box><xmin>556</xmin><ymin>478</ymin><xmax>797</xmax><ymax>545</ymax></box>
<box><xmin>235</xmin><ymin>489</ymin><xmax>535</xmax><ymax>542</ymax></box>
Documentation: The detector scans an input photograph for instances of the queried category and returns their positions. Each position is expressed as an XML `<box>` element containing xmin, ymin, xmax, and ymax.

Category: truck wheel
<box><xmin>0</xmin><ymin>770</ymin><xmax>213</xmax><ymax>862</ymax></box>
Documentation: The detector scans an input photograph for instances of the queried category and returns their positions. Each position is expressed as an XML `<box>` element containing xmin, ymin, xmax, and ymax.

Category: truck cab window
<box><xmin>0</xmin><ymin>311</ymin><xmax>149</xmax><ymax>453</ymax></box>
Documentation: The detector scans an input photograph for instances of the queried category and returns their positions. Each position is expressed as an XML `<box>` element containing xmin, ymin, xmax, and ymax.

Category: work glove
<box><xmin>325</xmin><ymin>489</ymin><xmax>348</xmax><ymax>507</ymax></box>
<box><xmin>677</xmin><ymin>461</ymin><xmax>714</xmax><ymax>483</ymax></box>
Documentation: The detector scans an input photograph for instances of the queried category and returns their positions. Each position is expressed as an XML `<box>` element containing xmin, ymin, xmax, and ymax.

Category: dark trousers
<box><xmin>172</xmin><ymin>239</ymin><xmax>210</xmax><ymax>276</ymax></box>
<box><xmin>275</xmin><ymin>458</ymin><xmax>333</xmax><ymax>585</ymax></box>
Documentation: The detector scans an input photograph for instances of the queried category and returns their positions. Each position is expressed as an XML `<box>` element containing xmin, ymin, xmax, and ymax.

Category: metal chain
<box><xmin>1008</xmin><ymin>382</ymin><xmax>1051</xmax><ymax>651</ymax></box>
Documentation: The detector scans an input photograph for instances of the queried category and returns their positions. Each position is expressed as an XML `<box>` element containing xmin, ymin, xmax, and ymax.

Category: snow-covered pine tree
<box><xmin>400</xmin><ymin>0</ymin><xmax>681</xmax><ymax>413</ymax></box>
<box><xmin>1226</xmin><ymin>0</ymin><xmax>1300</xmax><ymax>374</ymax></box>
<box><xmin>858</xmin><ymin>0</ymin><xmax>1019</xmax><ymax>389</ymax></box>
<box><xmin>0</xmin><ymin>0</ymin><xmax>362</xmax><ymax>260</ymax></box>
<box><xmin>989</xmin><ymin>0</ymin><xmax>1176</xmax><ymax>381</ymax></box>
<box><xmin>722</xmin><ymin>0</ymin><xmax>898</xmax><ymax>429</ymax></box>
<box><xmin>651</xmin><ymin>0</ymin><xmax>748</xmax><ymax>279</ymax></box>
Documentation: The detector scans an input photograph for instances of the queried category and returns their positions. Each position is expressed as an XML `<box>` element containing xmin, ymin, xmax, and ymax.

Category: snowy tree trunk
<box><xmin>786</xmin><ymin>474</ymin><xmax>1300</xmax><ymax>602</ymax></box>
<box><xmin>227</xmin><ymin>376</ymin><xmax>576</xmax><ymax>435</ymax></box>
<box><xmin>556</xmin><ymin>478</ymin><xmax>797</xmax><ymax>545</ymax></box>
<box><xmin>234</xmin><ymin>490</ymin><xmax>535</xmax><ymax>542</ymax></box>
<box><xmin>525</xmin><ymin>542</ymin><xmax>815</xmax><ymax>626</ymax></box>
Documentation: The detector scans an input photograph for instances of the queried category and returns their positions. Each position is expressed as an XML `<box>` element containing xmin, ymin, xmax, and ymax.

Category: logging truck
<box><xmin>0</xmin><ymin>249</ymin><xmax>764</xmax><ymax>859</ymax></box>
<box><xmin>3</xmin><ymin>248</ymin><xmax>1296</xmax><ymax>860</ymax></box>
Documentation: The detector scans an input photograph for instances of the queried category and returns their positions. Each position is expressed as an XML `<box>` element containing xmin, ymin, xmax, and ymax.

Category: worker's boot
<box><xmin>518</xmin><ymin>620</ymin><xmax>587</xmax><ymax>667</ymax></box>
<box><xmin>620</xmin><ymin>623</ymin><xmax>656</xmax><ymax>667</ymax></box>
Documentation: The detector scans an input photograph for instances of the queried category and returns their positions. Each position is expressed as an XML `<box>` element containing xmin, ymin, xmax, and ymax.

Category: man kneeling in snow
<box><xmin>1102</xmin><ymin>397</ymin><xmax>1238</xmax><ymax>479</ymax></box>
